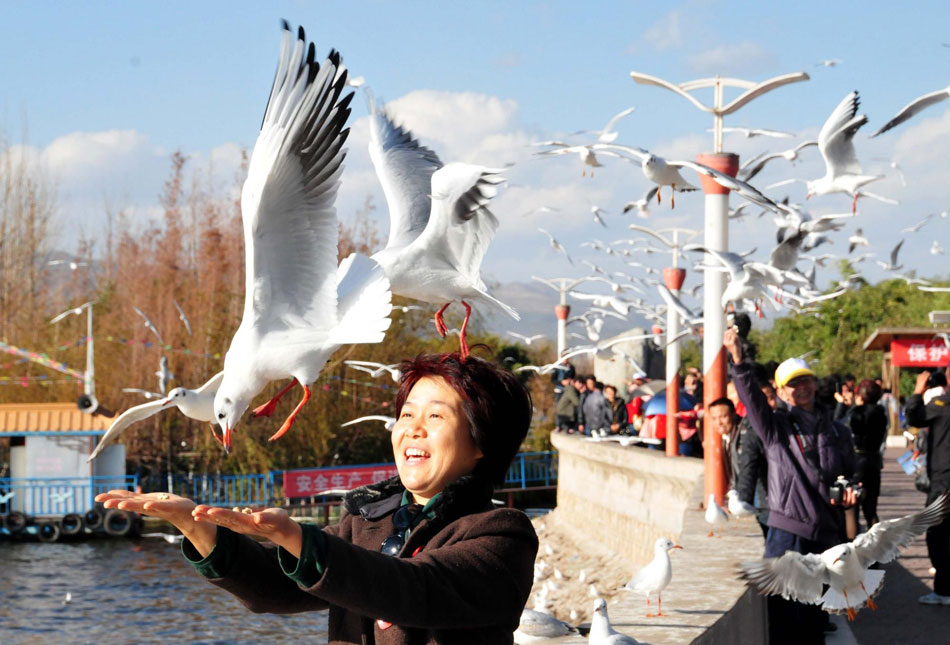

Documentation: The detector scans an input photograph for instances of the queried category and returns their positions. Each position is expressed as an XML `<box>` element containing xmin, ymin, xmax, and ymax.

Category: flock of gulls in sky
<box><xmin>44</xmin><ymin>21</ymin><xmax>950</xmax><ymax>641</ymax></box>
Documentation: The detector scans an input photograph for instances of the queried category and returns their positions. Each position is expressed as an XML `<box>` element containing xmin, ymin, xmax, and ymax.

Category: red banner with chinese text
<box><xmin>283</xmin><ymin>464</ymin><xmax>398</xmax><ymax>498</ymax></box>
<box><xmin>890</xmin><ymin>339</ymin><xmax>950</xmax><ymax>367</ymax></box>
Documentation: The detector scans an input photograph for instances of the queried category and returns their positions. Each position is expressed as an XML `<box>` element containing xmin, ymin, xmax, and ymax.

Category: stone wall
<box><xmin>549</xmin><ymin>433</ymin><xmax>768</xmax><ymax>644</ymax></box>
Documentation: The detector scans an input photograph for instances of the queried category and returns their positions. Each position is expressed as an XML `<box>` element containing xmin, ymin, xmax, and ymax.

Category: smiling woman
<box><xmin>96</xmin><ymin>353</ymin><xmax>537</xmax><ymax>644</ymax></box>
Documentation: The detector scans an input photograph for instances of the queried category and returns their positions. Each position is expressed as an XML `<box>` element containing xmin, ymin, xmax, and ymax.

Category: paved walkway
<box><xmin>849</xmin><ymin>446</ymin><xmax>947</xmax><ymax>644</ymax></box>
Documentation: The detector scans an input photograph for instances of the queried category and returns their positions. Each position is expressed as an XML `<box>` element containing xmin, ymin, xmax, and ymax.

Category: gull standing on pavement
<box><xmin>623</xmin><ymin>537</ymin><xmax>682</xmax><ymax>617</ymax></box>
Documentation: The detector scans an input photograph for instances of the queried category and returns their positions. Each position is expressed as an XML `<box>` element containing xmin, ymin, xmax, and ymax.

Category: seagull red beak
<box><xmin>672</xmin><ymin>545</ymin><xmax>683</xmax><ymax>550</ymax></box>
<box><xmin>223</xmin><ymin>425</ymin><xmax>232</xmax><ymax>454</ymax></box>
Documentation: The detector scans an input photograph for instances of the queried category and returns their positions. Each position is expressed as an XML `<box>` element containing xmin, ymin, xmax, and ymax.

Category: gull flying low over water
<box><xmin>365</xmin><ymin>92</ymin><xmax>516</xmax><ymax>359</ymax></box>
<box><xmin>89</xmin><ymin>371</ymin><xmax>225</xmax><ymax>461</ymax></box>
<box><xmin>213</xmin><ymin>24</ymin><xmax>392</xmax><ymax>451</ymax></box>
<box><xmin>871</xmin><ymin>84</ymin><xmax>950</xmax><ymax>137</ymax></box>
<box><xmin>740</xmin><ymin>493</ymin><xmax>950</xmax><ymax>620</ymax></box>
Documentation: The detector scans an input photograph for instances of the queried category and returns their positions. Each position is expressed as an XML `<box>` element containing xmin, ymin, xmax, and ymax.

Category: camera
<box><xmin>829</xmin><ymin>475</ymin><xmax>865</xmax><ymax>504</ymax></box>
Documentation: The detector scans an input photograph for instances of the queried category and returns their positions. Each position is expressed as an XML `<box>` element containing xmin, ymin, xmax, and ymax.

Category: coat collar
<box><xmin>344</xmin><ymin>474</ymin><xmax>494</xmax><ymax>522</ymax></box>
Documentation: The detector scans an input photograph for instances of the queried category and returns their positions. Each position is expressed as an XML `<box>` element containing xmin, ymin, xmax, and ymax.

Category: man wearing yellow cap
<box><xmin>724</xmin><ymin>328</ymin><xmax>857</xmax><ymax>644</ymax></box>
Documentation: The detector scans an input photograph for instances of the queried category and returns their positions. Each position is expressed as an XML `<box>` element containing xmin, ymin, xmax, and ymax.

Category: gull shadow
<box><xmin>672</xmin><ymin>608</ymin><xmax>726</xmax><ymax>616</ymax></box>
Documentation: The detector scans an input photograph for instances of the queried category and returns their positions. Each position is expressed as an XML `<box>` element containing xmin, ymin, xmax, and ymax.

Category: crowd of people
<box><xmin>550</xmin><ymin>318</ymin><xmax>950</xmax><ymax>643</ymax></box>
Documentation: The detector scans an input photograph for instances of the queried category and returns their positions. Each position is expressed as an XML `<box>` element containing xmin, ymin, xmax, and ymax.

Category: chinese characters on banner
<box><xmin>890</xmin><ymin>338</ymin><xmax>950</xmax><ymax>367</ymax></box>
<box><xmin>284</xmin><ymin>464</ymin><xmax>399</xmax><ymax>498</ymax></box>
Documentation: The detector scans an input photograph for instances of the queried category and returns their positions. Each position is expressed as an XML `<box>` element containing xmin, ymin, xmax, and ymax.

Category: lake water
<box><xmin>0</xmin><ymin>537</ymin><xmax>328</xmax><ymax>644</ymax></box>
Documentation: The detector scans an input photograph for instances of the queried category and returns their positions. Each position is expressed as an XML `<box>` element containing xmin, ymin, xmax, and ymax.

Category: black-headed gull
<box><xmin>213</xmin><ymin>24</ymin><xmax>392</xmax><ymax>450</ymax></box>
<box><xmin>740</xmin><ymin>492</ymin><xmax>950</xmax><ymax>620</ymax></box>
<box><xmin>508</xmin><ymin>331</ymin><xmax>546</xmax><ymax>346</ymax></box>
<box><xmin>622</xmin><ymin>186</ymin><xmax>658</xmax><ymax>218</ymax></box>
<box><xmin>871</xmin><ymin>85</ymin><xmax>950</xmax><ymax>137</ymax></box>
<box><xmin>533</xmin><ymin>141</ymin><xmax>625</xmax><ymax>177</ymax></box>
<box><xmin>847</xmin><ymin>228</ymin><xmax>868</xmax><ymax>254</ymax></box>
<box><xmin>705</xmin><ymin>493</ymin><xmax>729</xmax><ymax>536</ymax></box>
<box><xmin>806</xmin><ymin>91</ymin><xmax>888</xmax><ymax>213</ymax></box>
<box><xmin>816</xmin><ymin>58</ymin><xmax>843</xmax><ymax>67</ymax></box>
<box><xmin>875</xmin><ymin>239</ymin><xmax>905</xmax><ymax>271</ymax></box>
<box><xmin>538</xmin><ymin>228</ymin><xmax>574</xmax><ymax>265</ymax></box>
<box><xmin>589</xmin><ymin>598</ymin><xmax>639</xmax><ymax>644</ymax></box>
<box><xmin>132</xmin><ymin>306</ymin><xmax>164</xmax><ymax>344</ymax></box>
<box><xmin>340</xmin><ymin>415</ymin><xmax>396</xmax><ymax>431</ymax></box>
<box><xmin>173</xmin><ymin>299</ymin><xmax>192</xmax><ymax>335</ymax></box>
<box><xmin>900</xmin><ymin>213</ymin><xmax>935</xmax><ymax>234</ymax></box>
<box><xmin>513</xmin><ymin>608</ymin><xmax>577</xmax><ymax>643</ymax></box>
<box><xmin>156</xmin><ymin>356</ymin><xmax>173</xmax><ymax>395</ymax></box>
<box><xmin>623</xmin><ymin>537</ymin><xmax>682</xmax><ymax>617</ymax></box>
<box><xmin>571</xmin><ymin>105</ymin><xmax>636</xmax><ymax>143</ymax></box>
<box><xmin>89</xmin><ymin>371</ymin><xmax>225</xmax><ymax>461</ymax></box>
<box><xmin>726</xmin><ymin>489</ymin><xmax>757</xmax><ymax>517</ymax></box>
<box><xmin>712</xmin><ymin>126</ymin><xmax>794</xmax><ymax>139</ymax></box>
<box><xmin>593</xmin><ymin>144</ymin><xmax>697</xmax><ymax>207</ymax></box>
<box><xmin>365</xmin><ymin>95</ymin><xmax>515</xmax><ymax>359</ymax></box>
<box><xmin>737</xmin><ymin>140</ymin><xmax>818</xmax><ymax>182</ymax></box>
<box><xmin>343</xmin><ymin>360</ymin><xmax>401</xmax><ymax>381</ymax></box>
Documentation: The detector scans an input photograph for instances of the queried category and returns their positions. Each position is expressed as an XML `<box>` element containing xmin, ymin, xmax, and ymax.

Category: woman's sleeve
<box><xmin>182</xmin><ymin>521</ymin><xmax>346</xmax><ymax>614</ymax></box>
<box><xmin>300</xmin><ymin>508</ymin><xmax>538</xmax><ymax>630</ymax></box>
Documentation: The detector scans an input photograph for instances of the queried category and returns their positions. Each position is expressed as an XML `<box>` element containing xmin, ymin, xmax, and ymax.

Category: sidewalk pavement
<box><xmin>849</xmin><ymin>445</ymin><xmax>947</xmax><ymax>645</ymax></box>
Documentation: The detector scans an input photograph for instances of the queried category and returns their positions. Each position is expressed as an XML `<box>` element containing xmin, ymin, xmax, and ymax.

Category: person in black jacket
<box><xmin>847</xmin><ymin>379</ymin><xmax>888</xmax><ymax>527</ymax></box>
<box><xmin>737</xmin><ymin>377</ymin><xmax>777</xmax><ymax>539</ymax></box>
<box><xmin>906</xmin><ymin>369</ymin><xmax>950</xmax><ymax>605</ymax></box>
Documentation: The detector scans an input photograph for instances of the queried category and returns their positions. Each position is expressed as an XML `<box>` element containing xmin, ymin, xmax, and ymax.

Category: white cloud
<box><xmin>641</xmin><ymin>10</ymin><xmax>684</xmax><ymax>51</ymax></box>
<box><xmin>687</xmin><ymin>42</ymin><xmax>777</xmax><ymax>76</ymax></box>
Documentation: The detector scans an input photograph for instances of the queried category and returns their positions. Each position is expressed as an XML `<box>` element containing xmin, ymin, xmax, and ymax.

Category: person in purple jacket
<box><xmin>724</xmin><ymin>328</ymin><xmax>857</xmax><ymax>645</ymax></box>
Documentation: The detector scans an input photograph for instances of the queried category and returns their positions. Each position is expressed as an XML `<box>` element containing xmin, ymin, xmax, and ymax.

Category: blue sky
<box><xmin>2</xmin><ymin>1</ymin><xmax>949</xmax><ymax>336</ymax></box>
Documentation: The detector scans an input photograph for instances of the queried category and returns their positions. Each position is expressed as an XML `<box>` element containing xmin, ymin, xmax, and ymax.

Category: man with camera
<box><xmin>724</xmin><ymin>328</ymin><xmax>857</xmax><ymax>644</ymax></box>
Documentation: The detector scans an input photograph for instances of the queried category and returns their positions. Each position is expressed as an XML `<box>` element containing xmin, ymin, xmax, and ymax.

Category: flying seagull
<box><xmin>132</xmin><ymin>306</ymin><xmax>164</xmax><ymax>345</ymax></box>
<box><xmin>213</xmin><ymin>23</ymin><xmax>392</xmax><ymax>451</ymax></box>
<box><xmin>90</xmin><ymin>371</ymin><xmax>225</xmax><ymax>461</ymax></box>
<box><xmin>173</xmin><ymin>300</ymin><xmax>192</xmax><ymax>335</ymax></box>
<box><xmin>871</xmin><ymin>85</ymin><xmax>950</xmax><ymax>137</ymax></box>
<box><xmin>740</xmin><ymin>492</ymin><xmax>950</xmax><ymax>620</ymax></box>
<box><xmin>365</xmin><ymin>92</ymin><xmax>516</xmax><ymax>359</ymax></box>
<box><xmin>571</xmin><ymin>105</ymin><xmax>636</xmax><ymax>143</ymax></box>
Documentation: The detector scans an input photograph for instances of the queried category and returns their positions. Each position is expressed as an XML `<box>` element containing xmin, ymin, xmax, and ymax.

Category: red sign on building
<box><xmin>283</xmin><ymin>464</ymin><xmax>398</xmax><ymax>498</ymax></box>
<box><xmin>890</xmin><ymin>338</ymin><xmax>950</xmax><ymax>367</ymax></box>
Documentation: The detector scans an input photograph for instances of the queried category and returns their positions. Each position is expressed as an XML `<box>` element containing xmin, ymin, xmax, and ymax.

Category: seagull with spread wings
<box><xmin>571</xmin><ymin>105</ymin><xmax>636</xmax><ymax>143</ymax></box>
<box><xmin>871</xmin><ymin>84</ymin><xmax>950</xmax><ymax>137</ymax></box>
<box><xmin>213</xmin><ymin>24</ymin><xmax>392</xmax><ymax>451</ymax></box>
<box><xmin>344</xmin><ymin>360</ymin><xmax>401</xmax><ymax>382</ymax></box>
<box><xmin>173</xmin><ymin>299</ymin><xmax>192</xmax><ymax>335</ymax></box>
<box><xmin>90</xmin><ymin>371</ymin><xmax>225</xmax><ymax>461</ymax></box>
<box><xmin>132</xmin><ymin>306</ymin><xmax>164</xmax><ymax>345</ymax></box>
<box><xmin>740</xmin><ymin>493</ymin><xmax>950</xmax><ymax>620</ymax></box>
<box><xmin>805</xmin><ymin>91</ymin><xmax>890</xmax><ymax>213</ymax></box>
<box><xmin>364</xmin><ymin>92</ymin><xmax>516</xmax><ymax>360</ymax></box>
<box><xmin>341</xmin><ymin>415</ymin><xmax>396</xmax><ymax>431</ymax></box>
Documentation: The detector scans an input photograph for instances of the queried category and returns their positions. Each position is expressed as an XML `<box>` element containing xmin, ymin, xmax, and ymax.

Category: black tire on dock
<box><xmin>4</xmin><ymin>511</ymin><xmax>27</xmax><ymax>534</ymax></box>
<box><xmin>37</xmin><ymin>522</ymin><xmax>61</xmax><ymax>543</ymax></box>
<box><xmin>84</xmin><ymin>508</ymin><xmax>104</xmax><ymax>530</ymax></box>
<box><xmin>103</xmin><ymin>509</ymin><xmax>133</xmax><ymax>537</ymax></box>
<box><xmin>61</xmin><ymin>513</ymin><xmax>84</xmax><ymax>536</ymax></box>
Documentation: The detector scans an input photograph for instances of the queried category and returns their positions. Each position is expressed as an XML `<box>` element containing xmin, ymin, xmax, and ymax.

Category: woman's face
<box><xmin>392</xmin><ymin>376</ymin><xmax>483</xmax><ymax>505</ymax></box>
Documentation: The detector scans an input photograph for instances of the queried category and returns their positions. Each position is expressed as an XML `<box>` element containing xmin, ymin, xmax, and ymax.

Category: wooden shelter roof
<box><xmin>0</xmin><ymin>402</ymin><xmax>111</xmax><ymax>434</ymax></box>
<box><xmin>862</xmin><ymin>327</ymin><xmax>950</xmax><ymax>352</ymax></box>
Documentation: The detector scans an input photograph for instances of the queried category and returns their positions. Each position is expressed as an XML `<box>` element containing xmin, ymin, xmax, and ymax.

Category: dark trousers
<box><xmin>765</xmin><ymin>527</ymin><xmax>829</xmax><ymax>645</ymax></box>
<box><xmin>927</xmin><ymin>489</ymin><xmax>950</xmax><ymax>596</ymax></box>
<box><xmin>854</xmin><ymin>453</ymin><xmax>882</xmax><ymax>526</ymax></box>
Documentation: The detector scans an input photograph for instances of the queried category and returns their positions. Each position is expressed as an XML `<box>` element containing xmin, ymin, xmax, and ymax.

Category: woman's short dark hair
<box><xmin>856</xmin><ymin>379</ymin><xmax>882</xmax><ymax>405</ymax></box>
<box><xmin>395</xmin><ymin>353</ymin><xmax>532</xmax><ymax>484</ymax></box>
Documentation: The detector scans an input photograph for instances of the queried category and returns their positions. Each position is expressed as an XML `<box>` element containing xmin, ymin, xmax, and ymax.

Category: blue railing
<box><xmin>0</xmin><ymin>475</ymin><xmax>138</xmax><ymax>516</ymax></box>
<box><xmin>503</xmin><ymin>451</ymin><xmax>558</xmax><ymax>489</ymax></box>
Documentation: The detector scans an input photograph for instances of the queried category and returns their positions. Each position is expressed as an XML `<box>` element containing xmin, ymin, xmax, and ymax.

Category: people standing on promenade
<box><xmin>706</xmin><ymin>397</ymin><xmax>741</xmax><ymax>489</ymax></box>
<box><xmin>550</xmin><ymin>360</ymin><xmax>575</xmax><ymax>403</ymax></box>
<box><xmin>736</xmin><ymin>378</ymin><xmax>774</xmax><ymax>539</ymax></box>
<box><xmin>604</xmin><ymin>384</ymin><xmax>629</xmax><ymax>435</ymax></box>
<box><xmin>906</xmin><ymin>369</ymin><xmax>950</xmax><ymax>606</ymax></box>
<box><xmin>847</xmin><ymin>379</ymin><xmax>888</xmax><ymax>528</ymax></box>
<box><xmin>579</xmin><ymin>380</ymin><xmax>611</xmax><ymax>437</ymax></box>
<box><xmin>97</xmin><ymin>353</ymin><xmax>538</xmax><ymax>642</ymax></box>
<box><xmin>724</xmin><ymin>328</ymin><xmax>857</xmax><ymax>644</ymax></box>
<box><xmin>555</xmin><ymin>374</ymin><xmax>581</xmax><ymax>433</ymax></box>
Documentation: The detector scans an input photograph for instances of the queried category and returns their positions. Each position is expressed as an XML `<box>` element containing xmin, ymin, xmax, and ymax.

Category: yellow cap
<box><xmin>774</xmin><ymin>358</ymin><xmax>815</xmax><ymax>388</ymax></box>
